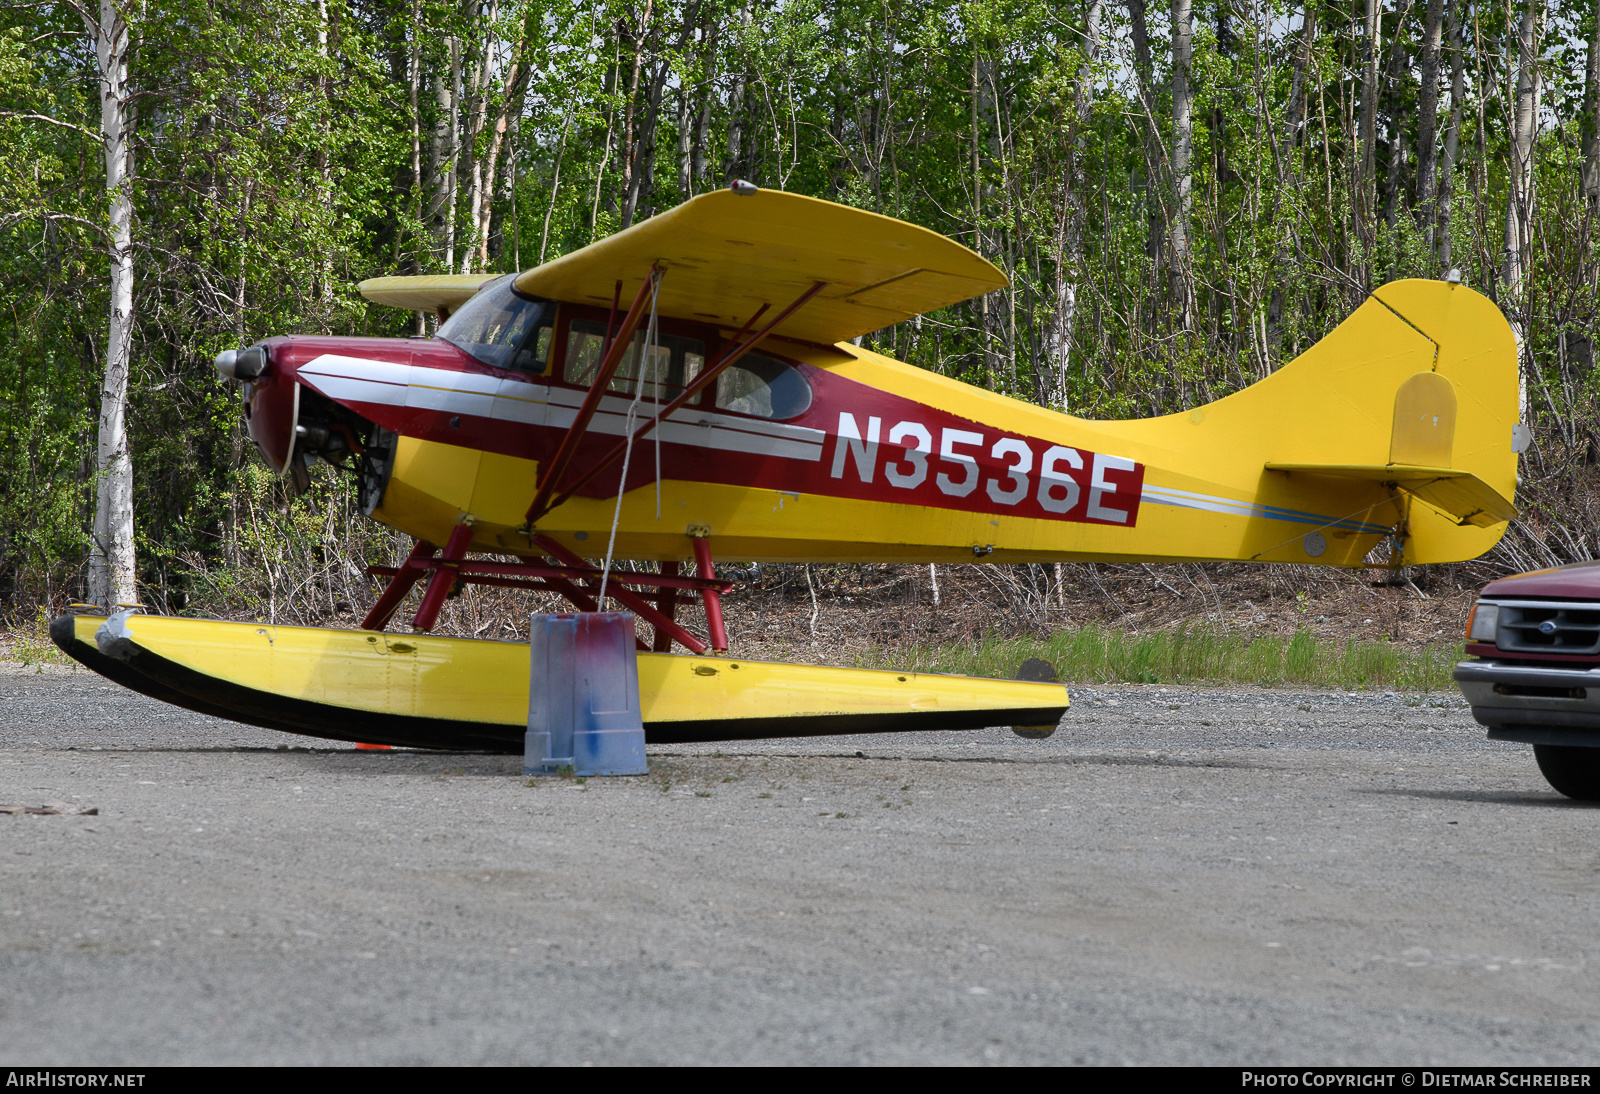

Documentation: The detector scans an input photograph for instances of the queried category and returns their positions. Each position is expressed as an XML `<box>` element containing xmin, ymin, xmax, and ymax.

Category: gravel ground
<box><xmin>1</xmin><ymin>663</ymin><xmax>1596</xmax><ymax>1066</ymax></box>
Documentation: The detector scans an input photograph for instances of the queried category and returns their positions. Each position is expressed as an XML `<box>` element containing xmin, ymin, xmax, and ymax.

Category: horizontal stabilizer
<box><xmin>358</xmin><ymin>273</ymin><xmax>502</xmax><ymax>313</ymax></box>
<box><xmin>1265</xmin><ymin>462</ymin><xmax>1517</xmax><ymax>528</ymax></box>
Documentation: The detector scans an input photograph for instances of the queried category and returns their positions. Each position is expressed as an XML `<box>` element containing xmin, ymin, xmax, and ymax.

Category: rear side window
<box><xmin>716</xmin><ymin>353</ymin><xmax>812</xmax><ymax>420</ymax></box>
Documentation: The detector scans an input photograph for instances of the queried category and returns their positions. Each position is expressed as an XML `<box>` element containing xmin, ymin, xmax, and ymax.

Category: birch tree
<box><xmin>1503</xmin><ymin>0</ymin><xmax>1541</xmax><ymax>302</ymax></box>
<box><xmin>1171</xmin><ymin>0</ymin><xmax>1194</xmax><ymax>329</ymax></box>
<box><xmin>80</xmin><ymin>0</ymin><xmax>137</xmax><ymax>609</ymax></box>
<box><xmin>1047</xmin><ymin>0</ymin><xmax>1103</xmax><ymax>404</ymax></box>
<box><xmin>1581</xmin><ymin>0</ymin><xmax>1600</xmax><ymax>206</ymax></box>
<box><xmin>1417</xmin><ymin>0</ymin><xmax>1446</xmax><ymax>253</ymax></box>
<box><xmin>1357</xmin><ymin>0</ymin><xmax>1382</xmax><ymax>269</ymax></box>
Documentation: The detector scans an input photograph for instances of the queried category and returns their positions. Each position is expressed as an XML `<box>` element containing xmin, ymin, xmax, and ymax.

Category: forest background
<box><xmin>1</xmin><ymin>0</ymin><xmax>1597</xmax><ymax>658</ymax></box>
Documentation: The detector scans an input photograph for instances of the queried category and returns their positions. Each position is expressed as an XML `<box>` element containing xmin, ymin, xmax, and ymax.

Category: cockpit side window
<box><xmin>563</xmin><ymin>318</ymin><xmax>705</xmax><ymax>402</ymax></box>
<box><xmin>437</xmin><ymin>274</ymin><xmax>553</xmax><ymax>373</ymax></box>
<box><xmin>715</xmin><ymin>353</ymin><xmax>812</xmax><ymax>420</ymax></box>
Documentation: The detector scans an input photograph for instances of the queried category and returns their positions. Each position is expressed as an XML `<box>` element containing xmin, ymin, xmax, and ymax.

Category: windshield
<box><xmin>437</xmin><ymin>275</ymin><xmax>553</xmax><ymax>373</ymax></box>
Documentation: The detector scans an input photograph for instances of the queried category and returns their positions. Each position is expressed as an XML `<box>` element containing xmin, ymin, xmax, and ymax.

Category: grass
<box><xmin>7</xmin><ymin>609</ymin><xmax>72</xmax><ymax>670</ymax></box>
<box><xmin>856</xmin><ymin>623</ymin><xmax>1463</xmax><ymax>692</ymax></box>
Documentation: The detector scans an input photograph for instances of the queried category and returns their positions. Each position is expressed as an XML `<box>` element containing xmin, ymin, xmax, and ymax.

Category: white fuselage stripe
<box><xmin>1141</xmin><ymin>483</ymin><xmax>1390</xmax><ymax>534</ymax></box>
<box><xmin>298</xmin><ymin>356</ymin><xmax>827</xmax><ymax>462</ymax></box>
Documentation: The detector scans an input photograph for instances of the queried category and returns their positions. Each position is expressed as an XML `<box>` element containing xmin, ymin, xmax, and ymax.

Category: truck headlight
<box><xmin>1466</xmin><ymin>602</ymin><xmax>1499</xmax><ymax>643</ymax></box>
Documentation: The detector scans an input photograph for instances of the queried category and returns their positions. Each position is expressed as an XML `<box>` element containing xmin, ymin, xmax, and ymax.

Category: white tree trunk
<box><xmin>459</xmin><ymin>3</ymin><xmax>496</xmax><ymax>274</ymax></box>
<box><xmin>426</xmin><ymin>36</ymin><xmax>460</xmax><ymax>271</ymax></box>
<box><xmin>1437</xmin><ymin>0</ymin><xmax>1464</xmax><ymax>269</ymax></box>
<box><xmin>675</xmin><ymin>11</ymin><xmax>694</xmax><ymax>200</ymax></box>
<box><xmin>1047</xmin><ymin>0</ymin><xmax>1103</xmax><ymax>408</ymax></box>
<box><xmin>86</xmin><ymin>0</ymin><xmax>137</xmax><ymax>609</ymax></box>
<box><xmin>1170</xmin><ymin>0</ymin><xmax>1194</xmax><ymax>329</ymax></box>
<box><xmin>475</xmin><ymin>41</ymin><xmax>531</xmax><ymax>272</ymax></box>
<box><xmin>1357</xmin><ymin>0</ymin><xmax>1381</xmax><ymax>258</ymax></box>
<box><xmin>1504</xmin><ymin>0</ymin><xmax>1542</xmax><ymax>423</ymax></box>
<box><xmin>1504</xmin><ymin>0</ymin><xmax>1541</xmax><ymax>299</ymax></box>
<box><xmin>316</xmin><ymin>0</ymin><xmax>333</xmax><ymax>301</ymax></box>
<box><xmin>1584</xmin><ymin>0</ymin><xmax>1600</xmax><ymax>206</ymax></box>
<box><xmin>1416</xmin><ymin>0</ymin><xmax>1444</xmax><ymax>249</ymax></box>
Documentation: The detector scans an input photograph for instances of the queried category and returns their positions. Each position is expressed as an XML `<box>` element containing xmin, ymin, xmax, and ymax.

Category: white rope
<box><xmin>653</xmin><ymin>335</ymin><xmax>663</xmax><ymax>519</ymax></box>
<box><xmin>645</xmin><ymin>280</ymin><xmax>664</xmax><ymax>517</ymax></box>
<box><xmin>598</xmin><ymin>270</ymin><xmax>661</xmax><ymax>607</ymax></box>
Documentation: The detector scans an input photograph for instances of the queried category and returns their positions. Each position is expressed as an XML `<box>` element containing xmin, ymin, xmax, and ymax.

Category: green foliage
<box><xmin>1</xmin><ymin>0</ymin><xmax>1599</xmax><ymax>623</ymax></box>
<box><xmin>10</xmin><ymin>608</ymin><xmax>72</xmax><ymax>670</ymax></box>
<box><xmin>859</xmin><ymin>624</ymin><xmax>1462</xmax><ymax>692</ymax></box>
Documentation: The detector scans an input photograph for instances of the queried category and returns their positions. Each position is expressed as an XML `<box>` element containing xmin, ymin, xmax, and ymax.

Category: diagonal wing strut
<box><xmin>532</xmin><ymin>280</ymin><xmax>828</xmax><ymax>523</ymax></box>
<box><xmin>523</xmin><ymin>277</ymin><xmax>827</xmax><ymax>526</ymax></box>
<box><xmin>522</xmin><ymin>269</ymin><xmax>662</xmax><ymax>525</ymax></box>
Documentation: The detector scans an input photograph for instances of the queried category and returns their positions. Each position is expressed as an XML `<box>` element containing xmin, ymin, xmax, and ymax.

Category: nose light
<box><xmin>215</xmin><ymin>346</ymin><xmax>268</xmax><ymax>381</ymax></box>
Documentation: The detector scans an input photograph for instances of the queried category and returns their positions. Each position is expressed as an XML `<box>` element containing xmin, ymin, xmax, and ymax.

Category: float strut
<box><xmin>692</xmin><ymin>536</ymin><xmax>728</xmax><ymax>652</ymax></box>
<box><xmin>653</xmin><ymin>561</ymin><xmax>679</xmax><ymax>652</ymax></box>
<box><xmin>534</xmin><ymin>534</ymin><xmax>709</xmax><ymax>654</ymax></box>
<box><xmin>412</xmin><ymin>522</ymin><xmax>475</xmax><ymax>632</ymax></box>
<box><xmin>361</xmin><ymin>539</ymin><xmax>437</xmax><ymax>631</ymax></box>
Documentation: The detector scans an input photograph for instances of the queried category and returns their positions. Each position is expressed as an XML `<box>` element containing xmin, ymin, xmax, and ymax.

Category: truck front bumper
<box><xmin>1454</xmin><ymin>659</ymin><xmax>1600</xmax><ymax>747</ymax></box>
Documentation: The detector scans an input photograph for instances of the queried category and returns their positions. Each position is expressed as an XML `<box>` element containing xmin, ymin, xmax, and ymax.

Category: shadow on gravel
<box><xmin>1356</xmin><ymin>786</ymin><xmax>1600</xmax><ymax>809</ymax></box>
<box><xmin>913</xmin><ymin>753</ymin><xmax>1271</xmax><ymax>770</ymax></box>
<box><xmin>661</xmin><ymin>750</ymin><xmax>1271</xmax><ymax>770</ymax></box>
<box><xmin>64</xmin><ymin>746</ymin><xmax>504</xmax><ymax>755</ymax></box>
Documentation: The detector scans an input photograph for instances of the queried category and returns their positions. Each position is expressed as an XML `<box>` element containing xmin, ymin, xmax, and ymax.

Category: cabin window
<box><xmin>715</xmin><ymin>353</ymin><xmax>812</xmax><ymax>420</ymax></box>
<box><xmin>437</xmin><ymin>275</ymin><xmax>553</xmax><ymax>373</ymax></box>
<box><xmin>563</xmin><ymin>318</ymin><xmax>705</xmax><ymax>402</ymax></box>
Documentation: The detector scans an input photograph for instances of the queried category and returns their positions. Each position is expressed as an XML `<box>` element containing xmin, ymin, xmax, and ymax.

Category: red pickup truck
<box><xmin>1454</xmin><ymin>560</ymin><xmax>1600</xmax><ymax>800</ymax></box>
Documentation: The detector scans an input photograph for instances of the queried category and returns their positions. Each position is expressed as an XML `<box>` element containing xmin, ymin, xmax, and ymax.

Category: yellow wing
<box><xmin>357</xmin><ymin>273</ymin><xmax>504</xmax><ymax>314</ymax></box>
<box><xmin>513</xmin><ymin>188</ymin><xmax>1007</xmax><ymax>344</ymax></box>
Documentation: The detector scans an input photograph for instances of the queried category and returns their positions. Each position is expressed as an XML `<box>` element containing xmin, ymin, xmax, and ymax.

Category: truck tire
<box><xmin>1532</xmin><ymin>744</ymin><xmax>1600</xmax><ymax>801</ymax></box>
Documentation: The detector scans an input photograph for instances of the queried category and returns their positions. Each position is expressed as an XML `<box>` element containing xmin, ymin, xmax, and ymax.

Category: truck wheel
<box><xmin>1532</xmin><ymin>744</ymin><xmax>1600</xmax><ymax>801</ymax></box>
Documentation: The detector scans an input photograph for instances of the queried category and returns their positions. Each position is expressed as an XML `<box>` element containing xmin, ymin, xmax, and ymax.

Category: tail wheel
<box><xmin>1532</xmin><ymin>744</ymin><xmax>1600</xmax><ymax>801</ymax></box>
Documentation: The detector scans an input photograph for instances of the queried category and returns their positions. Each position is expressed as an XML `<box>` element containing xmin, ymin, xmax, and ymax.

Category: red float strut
<box><xmin>692</xmin><ymin>536</ymin><xmax>728</xmax><ymax>652</ymax></box>
<box><xmin>411</xmin><ymin>522</ymin><xmax>475</xmax><ymax>632</ymax></box>
<box><xmin>361</xmin><ymin>535</ymin><xmax>734</xmax><ymax>654</ymax></box>
<box><xmin>653</xmin><ymin>560</ymin><xmax>680</xmax><ymax>652</ymax></box>
<box><xmin>534</xmin><ymin>535</ymin><xmax>713</xmax><ymax>654</ymax></box>
<box><xmin>360</xmin><ymin>539</ymin><xmax>437</xmax><ymax>631</ymax></box>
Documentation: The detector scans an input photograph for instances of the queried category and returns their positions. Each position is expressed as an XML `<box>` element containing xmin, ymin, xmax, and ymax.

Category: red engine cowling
<box><xmin>230</xmin><ymin>335</ymin><xmax>418</xmax><ymax>481</ymax></box>
<box><xmin>242</xmin><ymin>344</ymin><xmax>299</xmax><ymax>474</ymax></box>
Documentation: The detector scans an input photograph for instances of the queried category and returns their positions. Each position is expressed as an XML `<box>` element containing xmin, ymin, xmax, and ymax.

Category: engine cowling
<box><xmin>237</xmin><ymin>343</ymin><xmax>300</xmax><ymax>475</ymax></box>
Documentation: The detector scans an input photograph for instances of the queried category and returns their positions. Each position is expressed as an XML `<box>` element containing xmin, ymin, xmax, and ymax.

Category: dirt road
<box><xmin>1</xmin><ymin>665</ymin><xmax>1594</xmax><ymax>1065</ymax></box>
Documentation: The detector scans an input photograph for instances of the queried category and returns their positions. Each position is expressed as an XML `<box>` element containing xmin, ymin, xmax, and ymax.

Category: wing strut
<box><xmin>528</xmin><ymin>279</ymin><xmax>827</xmax><ymax>522</ymax></box>
<box><xmin>522</xmin><ymin>268</ymin><xmax>662</xmax><ymax>525</ymax></box>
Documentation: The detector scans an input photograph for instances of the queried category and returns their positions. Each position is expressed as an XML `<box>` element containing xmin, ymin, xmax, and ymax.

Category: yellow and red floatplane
<box><xmin>53</xmin><ymin>186</ymin><xmax>1521</xmax><ymax>762</ymax></box>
